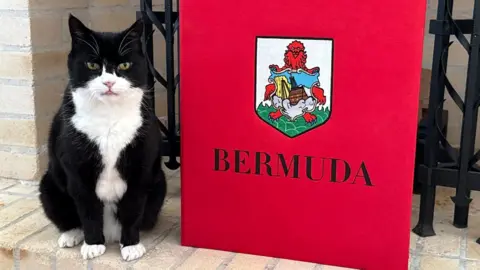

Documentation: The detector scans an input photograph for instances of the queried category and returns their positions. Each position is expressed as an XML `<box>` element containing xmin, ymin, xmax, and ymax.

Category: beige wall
<box><xmin>0</xmin><ymin>0</ymin><xmax>474</xmax><ymax>182</ymax></box>
<box><xmin>0</xmin><ymin>0</ymin><xmax>176</xmax><ymax>182</ymax></box>
<box><xmin>422</xmin><ymin>0</ymin><xmax>474</xmax><ymax>147</ymax></box>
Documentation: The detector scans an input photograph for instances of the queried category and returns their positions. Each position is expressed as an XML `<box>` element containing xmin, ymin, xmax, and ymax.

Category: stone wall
<box><xmin>0</xmin><ymin>0</ymin><xmax>176</xmax><ymax>182</ymax></box>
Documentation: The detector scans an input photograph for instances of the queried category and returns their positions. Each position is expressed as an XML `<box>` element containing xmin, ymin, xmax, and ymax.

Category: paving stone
<box><xmin>274</xmin><ymin>259</ymin><xmax>316</xmax><ymax>270</ymax></box>
<box><xmin>132</xmin><ymin>226</ymin><xmax>192</xmax><ymax>269</ymax></box>
<box><xmin>468</xmin><ymin>191</ymin><xmax>480</xmax><ymax>216</ymax></box>
<box><xmin>18</xmin><ymin>251</ymin><xmax>53</xmax><ymax>270</ymax></box>
<box><xmin>56</xmin><ymin>246</ymin><xmax>88</xmax><ymax>270</ymax></box>
<box><xmin>418</xmin><ymin>256</ymin><xmax>460</xmax><ymax>270</ymax></box>
<box><xmin>0</xmin><ymin>193</ymin><xmax>23</xmax><ymax>208</ymax></box>
<box><xmin>6</xmin><ymin>183</ymin><xmax>38</xmax><ymax>194</ymax></box>
<box><xmin>225</xmin><ymin>253</ymin><xmax>272</xmax><ymax>270</ymax></box>
<box><xmin>0</xmin><ymin>178</ymin><xmax>17</xmax><ymax>190</ymax></box>
<box><xmin>0</xmin><ymin>210</ymin><xmax>50</xmax><ymax>248</ymax></box>
<box><xmin>433</xmin><ymin>187</ymin><xmax>456</xmax><ymax>217</ymax></box>
<box><xmin>90</xmin><ymin>247</ymin><xmax>131</xmax><ymax>270</ymax></box>
<box><xmin>140</xmin><ymin>216</ymin><xmax>178</xmax><ymax>247</ymax></box>
<box><xmin>409</xmin><ymin>232</ymin><xmax>418</xmax><ymax>251</ymax></box>
<box><xmin>172</xmin><ymin>169</ymin><xmax>181</xmax><ymax>178</ymax></box>
<box><xmin>421</xmin><ymin>217</ymin><xmax>463</xmax><ymax>257</ymax></box>
<box><xmin>411</xmin><ymin>194</ymin><xmax>420</xmax><ymax>208</ymax></box>
<box><xmin>167</xmin><ymin>176</ymin><xmax>181</xmax><ymax>196</ymax></box>
<box><xmin>18</xmin><ymin>225</ymin><xmax>58</xmax><ymax>254</ymax></box>
<box><xmin>466</xmin><ymin>260</ymin><xmax>480</xmax><ymax>270</ymax></box>
<box><xmin>466</xmin><ymin>215</ymin><xmax>480</xmax><ymax>260</ymax></box>
<box><xmin>176</xmin><ymin>248</ymin><xmax>232</xmax><ymax>270</ymax></box>
<box><xmin>19</xmin><ymin>225</ymin><xmax>59</xmax><ymax>270</ymax></box>
<box><xmin>0</xmin><ymin>246</ymin><xmax>15</xmax><ymax>270</ymax></box>
<box><xmin>467</xmin><ymin>238</ymin><xmax>480</xmax><ymax>260</ymax></box>
<box><xmin>0</xmin><ymin>197</ymin><xmax>40</xmax><ymax>228</ymax></box>
<box><xmin>162</xmin><ymin>165</ymin><xmax>179</xmax><ymax>178</ymax></box>
<box><xmin>162</xmin><ymin>196</ymin><xmax>181</xmax><ymax>218</ymax></box>
<box><xmin>91</xmin><ymin>216</ymin><xmax>177</xmax><ymax>269</ymax></box>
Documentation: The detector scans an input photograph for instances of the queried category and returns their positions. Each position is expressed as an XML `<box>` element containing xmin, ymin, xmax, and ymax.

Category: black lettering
<box><xmin>330</xmin><ymin>158</ymin><xmax>351</xmax><ymax>183</ymax></box>
<box><xmin>234</xmin><ymin>150</ymin><xmax>251</xmax><ymax>174</ymax></box>
<box><xmin>277</xmin><ymin>154</ymin><xmax>299</xmax><ymax>178</ymax></box>
<box><xmin>214</xmin><ymin>148</ymin><xmax>229</xmax><ymax>171</ymax></box>
<box><xmin>255</xmin><ymin>152</ymin><xmax>274</xmax><ymax>176</ymax></box>
<box><xmin>306</xmin><ymin>156</ymin><xmax>326</xmax><ymax>181</ymax></box>
<box><xmin>352</xmin><ymin>162</ymin><xmax>373</xmax><ymax>186</ymax></box>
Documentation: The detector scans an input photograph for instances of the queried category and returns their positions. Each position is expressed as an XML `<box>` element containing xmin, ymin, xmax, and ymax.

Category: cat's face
<box><xmin>67</xmin><ymin>15</ymin><xmax>148</xmax><ymax>102</ymax></box>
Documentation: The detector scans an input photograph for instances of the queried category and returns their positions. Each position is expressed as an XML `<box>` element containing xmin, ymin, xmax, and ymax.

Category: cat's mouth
<box><xmin>101</xmin><ymin>90</ymin><xmax>118</xmax><ymax>96</ymax></box>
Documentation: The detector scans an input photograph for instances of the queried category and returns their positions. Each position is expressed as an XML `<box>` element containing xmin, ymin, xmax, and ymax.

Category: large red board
<box><xmin>179</xmin><ymin>0</ymin><xmax>426</xmax><ymax>269</ymax></box>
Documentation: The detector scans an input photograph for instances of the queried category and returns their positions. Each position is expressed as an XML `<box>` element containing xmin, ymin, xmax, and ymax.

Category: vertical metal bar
<box><xmin>165</xmin><ymin>0</ymin><xmax>180</xmax><ymax>169</ymax></box>
<box><xmin>452</xmin><ymin>4</ymin><xmax>480</xmax><ymax>228</ymax></box>
<box><xmin>141</xmin><ymin>0</ymin><xmax>155</xmax><ymax>110</ymax></box>
<box><xmin>413</xmin><ymin>0</ymin><xmax>453</xmax><ymax>237</ymax></box>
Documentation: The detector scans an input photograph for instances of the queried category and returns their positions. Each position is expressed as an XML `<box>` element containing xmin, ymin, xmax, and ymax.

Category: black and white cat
<box><xmin>39</xmin><ymin>15</ymin><xmax>167</xmax><ymax>261</ymax></box>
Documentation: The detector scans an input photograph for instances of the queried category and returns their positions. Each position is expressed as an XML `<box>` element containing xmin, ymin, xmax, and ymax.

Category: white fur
<box><xmin>71</xmin><ymin>67</ymin><xmax>144</xmax><ymax>254</ymax></box>
<box><xmin>58</xmin><ymin>229</ymin><xmax>84</xmax><ymax>248</ymax></box>
<box><xmin>81</xmin><ymin>243</ymin><xmax>106</xmax><ymax>259</ymax></box>
<box><xmin>121</xmin><ymin>243</ymin><xmax>146</xmax><ymax>261</ymax></box>
<box><xmin>103</xmin><ymin>203</ymin><xmax>122</xmax><ymax>243</ymax></box>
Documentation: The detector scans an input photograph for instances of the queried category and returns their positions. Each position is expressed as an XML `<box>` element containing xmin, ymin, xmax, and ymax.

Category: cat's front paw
<box><xmin>58</xmin><ymin>229</ymin><xmax>84</xmax><ymax>248</ymax></box>
<box><xmin>120</xmin><ymin>243</ymin><xmax>146</xmax><ymax>261</ymax></box>
<box><xmin>81</xmin><ymin>243</ymin><xmax>106</xmax><ymax>259</ymax></box>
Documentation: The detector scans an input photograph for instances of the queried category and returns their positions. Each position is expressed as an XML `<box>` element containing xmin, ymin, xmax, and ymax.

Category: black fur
<box><xmin>39</xmin><ymin>15</ymin><xmax>167</xmax><ymax>248</ymax></box>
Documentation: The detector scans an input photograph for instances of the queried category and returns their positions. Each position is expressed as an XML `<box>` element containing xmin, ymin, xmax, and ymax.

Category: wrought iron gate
<box><xmin>137</xmin><ymin>0</ymin><xmax>180</xmax><ymax>170</ymax></box>
<box><xmin>413</xmin><ymin>0</ymin><xmax>480</xmax><ymax>245</ymax></box>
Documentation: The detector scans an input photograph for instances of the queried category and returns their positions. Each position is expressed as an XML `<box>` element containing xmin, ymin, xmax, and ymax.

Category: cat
<box><xmin>38</xmin><ymin>14</ymin><xmax>167</xmax><ymax>262</ymax></box>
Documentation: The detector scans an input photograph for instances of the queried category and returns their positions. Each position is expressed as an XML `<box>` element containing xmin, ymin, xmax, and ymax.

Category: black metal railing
<box><xmin>413</xmin><ymin>0</ymin><xmax>480</xmax><ymax>243</ymax></box>
<box><xmin>137</xmin><ymin>0</ymin><xmax>180</xmax><ymax>170</ymax></box>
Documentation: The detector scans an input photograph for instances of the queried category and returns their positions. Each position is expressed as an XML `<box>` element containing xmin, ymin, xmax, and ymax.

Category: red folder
<box><xmin>180</xmin><ymin>1</ymin><xmax>426</xmax><ymax>269</ymax></box>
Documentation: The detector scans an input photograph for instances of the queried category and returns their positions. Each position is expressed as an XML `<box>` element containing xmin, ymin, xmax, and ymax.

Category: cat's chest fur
<box><xmin>71</xmin><ymin>99</ymin><xmax>143</xmax><ymax>202</ymax></box>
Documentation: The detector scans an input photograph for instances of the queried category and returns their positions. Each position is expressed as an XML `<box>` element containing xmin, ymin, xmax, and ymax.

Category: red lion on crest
<box><xmin>269</xmin><ymin>41</ymin><xmax>320</xmax><ymax>74</ymax></box>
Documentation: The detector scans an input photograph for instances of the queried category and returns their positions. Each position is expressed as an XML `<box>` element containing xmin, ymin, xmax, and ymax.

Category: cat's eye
<box><xmin>118</xmin><ymin>62</ymin><xmax>132</xmax><ymax>71</ymax></box>
<box><xmin>86</xmin><ymin>62</ymin><xmax>100</xmax><ymax>70</ymax></box>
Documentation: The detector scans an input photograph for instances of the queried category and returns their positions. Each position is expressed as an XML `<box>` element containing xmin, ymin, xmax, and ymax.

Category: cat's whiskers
<box><xmin>75</xmin><ymin>37</ymin><xmax>99</xmax><ymax>56</ymax></box>
<box><xmin>86</xmin><ymin>90</ymin><xmax>97</xmax><ymax>107</ymax></box>
<box><xmin>119</xmin><ymin>40</ymin><xmax>136</xmax><ymax>56</ymax></box>
<box><xmin>139</xmin><ymin>85</ymin><xmax>156</xmax><ymax>94</ymax></box>
<box><xmin>119</xmin><ymin>48</ymin><xmax>133</xmax><ymax>56</ymax></box>
<box><xmin>118</xmin><ymin>26</ymin><xmax>137</xmax><ymax>55</ymax></box>
<box><xmin>90</xmin><ymin>34</ymin><xmax>100</xmax><ymax>54</ymax></box>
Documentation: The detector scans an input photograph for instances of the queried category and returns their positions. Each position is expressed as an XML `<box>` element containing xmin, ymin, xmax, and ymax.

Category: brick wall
<box><xmin>422</xmin><ymin>0</ymin><xmax>473</xmax><ymax>147</ymax></box>
<box><xmin>0</xmin><ymin>0</ymin><xmax>176</xmax><ymax>182</ymax></box>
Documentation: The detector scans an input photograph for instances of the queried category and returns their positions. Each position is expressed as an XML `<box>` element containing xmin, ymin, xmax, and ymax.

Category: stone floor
<box><xmin>0</xmin><ymin>168</ymin><xmax>354</xmax><ymax>270</ymax></box>
<box><xmin>410</xmin><ymin>188</ymin><xmax>480</xmax><ymax>270</ymax></box>
<box><xmin>1</xmin><ymin>170</ymin><xmax>480</xmax><ymax>270</ymax></box>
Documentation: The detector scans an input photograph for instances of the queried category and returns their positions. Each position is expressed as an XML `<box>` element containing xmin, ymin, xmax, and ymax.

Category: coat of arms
<box><xmin>255</xmin><ymin>37</ymin><xmax>333</xmax><ymax>137</ymax></box>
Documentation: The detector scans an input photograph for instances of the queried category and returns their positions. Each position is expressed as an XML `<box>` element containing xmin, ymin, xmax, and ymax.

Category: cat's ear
<box><xmin>123</xmin><ymin>19</ymin><xmax>144</xmax><ymax>40</ymax></box>
<box><xmin>68</xmin><ymin>14</ymin><xmax>91</xmax><ymax>40</ymax></box>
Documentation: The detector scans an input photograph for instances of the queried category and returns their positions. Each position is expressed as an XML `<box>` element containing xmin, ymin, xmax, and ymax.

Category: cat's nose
<box><xmin>103</xmin><ymin>81</ymin><xmax>115</xmax><ymax>88</ymax></box>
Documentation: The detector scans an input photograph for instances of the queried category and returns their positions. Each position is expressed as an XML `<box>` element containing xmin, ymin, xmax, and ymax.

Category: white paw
<box><xmin>58</xmin><ymin>229</ymin><xmax>84</xmax><ymax>248</ymax></box>
<box><xmin>121</xmin><ymin>243</ymin><xmax>146</xmax><ymax>261</ymax></box>
<box><xmin>80</xmin><ymin>243</ymin><xmax>106</xmax><ymax>260</ymax></box>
